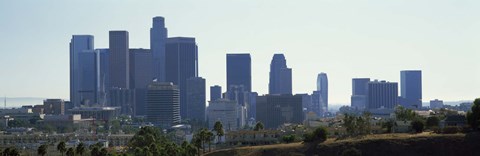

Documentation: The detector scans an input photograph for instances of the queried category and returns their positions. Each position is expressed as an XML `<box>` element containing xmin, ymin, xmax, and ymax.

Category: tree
<box><xmin>66</xmin><ymin>148</ymin><xmax>75</xmax><ymax>156</ymax></box>
<box><xmin>254</xmin><ymin>122</ymin><xmax>264</xmax><ymax>131</ymax></box>
<box><xmin>304</xmin><ymin>127</ymin><xmax>328</xmax><ymax>143</ymax></box>
<box><xmin>100</xmin><ymin>148</ymin><xmax>108</xmax><ymax>156</ymax></box>
<box><xmin>57</xmin><ymin>141</ymin><xmax>67</xmax><ymax>156</ymax></box>
<box><xmin>426</xmin><ymin>116</ymin><xmax>440</xmax><ymax>129</ymax></box>
<box><xmin>205</xmin><ymin>131</ymin><xmax>214</xmax><ymax>152</ymax></box>
<box><xmin>90</xmin><ymin>146</ymin><xmax>100</xmax><ymax>156</ymax></box>
<box><xmin>467</xmin><ymin>98</ymin><xmax>480</xmax><ymax>131</ymax></box>
<box><xmin>3</xmin><ymin>147</ymin><xmax>20</xmax><ymax>156</ymax></box>
<box><xmin>282</xmin><ymin>135</ymin><xmax>295</xmax><ymax>143</ymax></box>
<box><xmin>213</xmin><ymin>121</ymin><xmax>224</xmax><ymax>144</ymax></box>
<box><xmin>192</xmin><ymin>135</ymin><xmax>202</xmax><ymax>155</ymax></box>
<box><xmin>395</xmin><ymin>106</ymin><xmax>418</xmax><ymax>121</ymax></box>
<box><xmin>37</xmin><ymin>144</ymin><xmax>48</xmax><ymax>156</ymax></box>
<box><xmin>411</xmin><ymin>120</ymin><xmax>424</xmax><ymax>133</ymax></box>
<box><xmin>76</xmin><ymin>142</ymin><xmax>86</xmax><ymax>156</ymax></box>
<box><xmin>382</xmin><ymin>119</ymin><xmax>395</xmax><ymax>133</ymax></box>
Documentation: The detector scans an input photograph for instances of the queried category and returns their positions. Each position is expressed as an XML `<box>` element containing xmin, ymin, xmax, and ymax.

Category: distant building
<box><xmin>129</xmin><ymin>48</ymin><xmax>152</xmax><ymax>116</ymax></box>
<box><xmin>297</xmin><ymin>94</ymin><xmax>312</xmax><ymax>113</ymax></box>
<box><xmin>311</xmin><ymin>91</ymin><xmax>322</xmax><ymax>116</ymax></box>
<box><xmin>150</xmin><ymin>16</ymin><xmax>168</xmax><ymax>82</ymax></box>
<box><xmin>109</xmin><ymin>88</ymin><xmax>134</xmax><ymax>115</ymax></box>
<box><xmin>186</xmin><ymin>77</ymin><xmax>206</xmax><ymax>123</ymax></box>
<box><xmin>430</xmin><ymin>99</ymin><xmax>444</xmax><ymax>109</ymax></box>
<box><xmin>247</xmin><ymin>92</ymin><xmax>258</xmax><ymax>119</ymax></box>
<box><xmin>210</xmin><ymin>85</ymin><xmax>222</xmax><ymax>101</ymax></box>
<box><xmin>207</xmin><ymin>99</ymin><xmax>238</xmax><ymax>131</ymax></box>
<box><xmin>146</xmin><ymin>82</ymin><xmax>180</xmax><ymax>127</ymax></box>
<box><xmin>43</xmin><ymin>99</ymin><xmax>65</xmax><ymax>115</ymax></box>
<box><xmin>256</xmin><ymin>94</ymin><xmax>304</xmax><ymax>129</ymax></box>
<box><xmin>68</xmin><ymin>107</ymin><xmax>120</xmax><ymax>121</ymax></box>
<box><xmin>317</xmin><ymin>73</ymin><xmax>328</xmax><ymax>116</ymax></box>
<box><xmin>165</xmin><ymin>37</ymin><xmax>198</xmax><ymax>119</ymax></box>
<box><xmin>226</xmin><ymin>54</ymin><xmax>252</xmax><ymax>92</ymax></box>
<box><xmin>400</xmin><ymin>70</ymin><xmax>422</xmax><ymax>108</ymax></box>
<box><xmin>367</xmin><ymin>80</ymin><xmax>398</xmax><ymax>109</ymax></box>
<box><xmin>77</xmin><ymin>50</ymin><xmax>98</xmax><ymax>106</ymax></box>
<box><xmin>70</xmin><ymin>35</ymin><xmax>95</xmax><ymax>107</ymax></box>
<box><xmin>268</xmin><ymin>54</ymin><xmax>292</xmax><ymax>95</ymax></box>
<box><xmin>351</xmin><ymin>78</ymin><xmax>370</xmax><ymax>110</ymax></box>
<box><xmin>96</xmin><ymin>49</ymin><xmax>109</xmax><ymax>106</ymax></box>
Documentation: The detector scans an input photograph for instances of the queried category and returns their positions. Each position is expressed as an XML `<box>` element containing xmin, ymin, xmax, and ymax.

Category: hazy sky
<box><xmin>0</xmin><ymin>0</ymin><xmax>479</xmax><ymax>104</ymax></box>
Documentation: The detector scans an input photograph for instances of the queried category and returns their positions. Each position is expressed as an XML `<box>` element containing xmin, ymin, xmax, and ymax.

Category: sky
<box><xmin>0</xmin><ymin>0</ymin><xmax>479</xmax><ymax>105</ymax></box>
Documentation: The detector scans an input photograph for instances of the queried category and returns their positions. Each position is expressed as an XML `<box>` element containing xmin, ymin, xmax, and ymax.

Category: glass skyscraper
<box><xmin>109</xmin><ymin>31</ymin><xmax>130</xmax><ymax>89</ymax></box>
<box><xmin>70</xmin><ymin>35</ymin><xmax>95</xmax><ymax>107</ymax></box>
<box><xmin>317</xmin><ymin>73</ymin><xmax>328</xmax><ymax>115</ymax></box>
<box><xmin>150</xmin><ymin>16</ymin><xmax>168</xmax><ymax>82</ymax></box>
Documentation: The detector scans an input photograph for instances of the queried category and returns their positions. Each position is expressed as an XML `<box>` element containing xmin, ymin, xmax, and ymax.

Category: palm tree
<box><xmin>205</xmin><ymin>131</ymin><xmax>214</xmax><ymax>152</ymax></box>
<box><xmin>213</xmin><ymin>121</ymin><xmax>224</xmax><ymax>144</ymax></box>
<box><xmin>192</xmin><ymin>135</ymin><xmax>202</xmax><ymax>155</ymax></box>
<box><xmin>57</xmin><ymin>141</ymin><xmax>67</xmax><ymax>156</ymax></box>
<box><xmin>76</xmin><ymin>142</ymin><xmax>86</xmax><ymax>156</ymax></box>
<box><xmin>198</xmin><ymin>129</ymin><xmax>208</xmax><ymax>153</ymax></box>
<box><xmin>66</xmin><ymin>148</ymin><xmax>75</xmax><ymax>156</ymax></box>
<box><xmin>37</xmin><ymin>144</ymin><xmax>48</xmax><ymax>156</ymax></box>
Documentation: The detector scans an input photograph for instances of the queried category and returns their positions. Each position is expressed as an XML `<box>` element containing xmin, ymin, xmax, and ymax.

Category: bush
<box><xmin>442</xmin><ymin>126</ymin><xmax>459</xmax><ymax>134</ymax></box>
<box><xmin>282</xmin><ymin>135</ymin><xmax>296</xmax><ymax>143</ymax></box>
<box><xmin>341</xmin><ymin>148</ymin><xmax>362</xmax><ymax>156</ymax></box>
<box><xmin>304</xmin><ymin>127</ymin><xmax>328</xmax><ymax>143</ymax></box>
<box><xmin>426</xmin><ymin>116</ymin><xmax>440</xmax><ymax>129</ymax></box>
<box><xmin>431</xmin><ymin>126</ymin><xmax>441</xmax><ymax>134</ymax></box>
<box><xmin>411</xmin><ymin>120</ymin><xmax>424</xmax><ymax>133</ymax></box>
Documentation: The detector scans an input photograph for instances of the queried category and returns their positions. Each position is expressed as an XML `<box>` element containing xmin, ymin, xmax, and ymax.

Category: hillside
<box><xmin>205</xmin><ymin>133</ymin><xmax>480</xmax><ymax>156</ymax></box>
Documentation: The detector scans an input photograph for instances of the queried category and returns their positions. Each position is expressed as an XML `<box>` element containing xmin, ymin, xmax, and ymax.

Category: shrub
<box><xmin>411</xmin><ymin>120</ymin><xmax>424</xmax><ymax>133</ymax></box>
<box><xmin>304</xmin><ymin>127</ymin><xmax>328</xmax><ymax>143</ymax></box>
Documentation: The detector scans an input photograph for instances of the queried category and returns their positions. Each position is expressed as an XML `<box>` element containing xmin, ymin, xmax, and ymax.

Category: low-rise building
<box><xmin>225</xmin><ymin>130</ymin><xmax>280</xmax><ymax>146</ymax></box>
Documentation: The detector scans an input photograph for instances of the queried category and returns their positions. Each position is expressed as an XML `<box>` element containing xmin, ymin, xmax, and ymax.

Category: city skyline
<box><xmin>1</xmin><ymin>1</ymin><xmax>479</xmax><ymax>104</ymax></box>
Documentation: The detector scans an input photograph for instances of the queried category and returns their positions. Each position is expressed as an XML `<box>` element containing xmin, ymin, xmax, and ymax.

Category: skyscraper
<box><xmin>400</xmin><ymin>70</ymin><xmax>422</xmax><ymax>108</ymax></box>
<box><xmin>226</xmin><ymin>54</ymin><xmax>251</xmax><ymax>92</ymax></box>
<box><xmin>129</xmin><ymin>48</ymin><xmax>152</xmax><ymax>116</ymax></box>
<box><xmin>70</xmin><ymin>35</ymin><xmax>94</xmax><ymax>107</ymax></box>
<box><xmin>367</xmin><ymin>80</ymin><xmax>398</xmax><ymax>109</ymax></box>
<box><xmin>77</xmin><ymin>50</ymin><xmax>98</xmax><ymax>106</ymax></box>
<box><xmin>146</xmin><ymin>82</ymin><xmax>180</xmax><ymax>126</ymax></box>
<box><xmin>317</xmin><ymin>73</ymin><xmax>328</xmax><ymax>115</ymax></box>
<box><xmin>109</xmin><ymin>31</ymin><xmax>130</xmax><ymax>89</ymax></box>
<box><xmin>186</xmin><ymin>77</ymin><xmax>206</xmax><ymax>122</ymax></box>
<box><xmin>351</xmin><ymin>78</ymin><xmax>370</xmax><ymax>110</ymax></box>
<box><xmin>268</xmin><ymin>54</ymin><xmax>292</xmax><ymax>95</ymax></box>
<box><xmin>165</xmin><ymin>37</ymin><xmax>198</xmax><ymax>118</ymax></box>
<box><xmin>150</xmin><ymin>16</ymin><xmax>168</xmax><ymax>82</ymax></box>
<box><xmin>210</xmin><ymin>85</ymin><xmax>222</xmax><ymax>101</ymax></box>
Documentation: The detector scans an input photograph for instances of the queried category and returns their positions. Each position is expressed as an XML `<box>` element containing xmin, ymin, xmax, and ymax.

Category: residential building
<box><xmin>367</xmin><ymin>80</ymin><xmax>398</xmax><ymax>109</ymax></box>
<box><xmin>351</xmin><ymin>78</ymin><xmax>370</xmax><ymax>110</ymax></box>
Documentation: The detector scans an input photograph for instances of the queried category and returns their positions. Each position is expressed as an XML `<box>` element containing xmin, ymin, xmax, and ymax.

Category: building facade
<box><xmin>165</xmin><ymin>37</ymin><xmax>198</xmax><ymax>119</ymax></box>
<box><xmin>316</xmin><ymin>73</ymin><xmax>328</xmax><ymax>116</ymax></box>
<box><xmin>400</xmin><ymin>70</ymin><xmax>422</xmax><ymax>108</ymax></box>
<box><xmin>150</xmin><ymin>16</ymin><xmax>168</xmax><ymax>82</ymax></box>
<box><xmin>129</xmin><ymin>48</ymin><xmax>152</xmax><ymax>116</ymax></box>
<box><xmin>256</xmin><ymin>94</ymin><xmax>304</xmax><ymax>129</ymax></box>
<box><xmin>210</xmin><ymin>85</ymin><xmax>222</xmax><ymax>101</ymax></box>
<box><xmin>186</xmin><ymin>77</ymin><xmax>206</xmax><ymax>122</ymax></box>
<box><xmin>70</xmin><ymin>35</ymin><xmax>95</xmax><ymax>107</ymax></box>
<box><xmin>351</xmin><ymin>78</ymin><xmax>370</xmax><ymax>110</ymax></box>
<box><xmin>109</xmin><ymin>31</ymin><xmax>130</xmax><ymax>89</ymax></box>
<box><xmin>226</xmin><ymin>54</ymin><xmax>252</xmax><ymax>92</ymax></box>
<box><xmin>207</xmin><ymin>99</ymin><xmax>238</xmax><ymax>131</ymax></box>
<box><xmin>43</xmin><ymin>99</ymin><xmax>65</xmax><ymax>115</ymax></box>
<box><xmin>367</xmin><ymin>80</ymin><xmax>398</xmax><ymax>109</ymax></box>
<box><xmin>146</xmin><ymin>82</ymin><xmax>180</xmax><ymax>127</ymax></box>
<box><xmin>430</xmin><ymin>99</ymin><xmax>444</xmax><ymax>109</ymax></box>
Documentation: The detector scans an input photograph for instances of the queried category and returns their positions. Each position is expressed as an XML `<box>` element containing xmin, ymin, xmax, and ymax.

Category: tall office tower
<box><xmin>150</xmin><ymin>16</ymin><xmax>168</xmax><ymax>81</ymax></box>
<box><xmin>400</xmin><ymin>70</ymin><xmax>422</xmax><ymax>108</ymax></box>
<box><xmin>109</xmin><ymin>31</ymin><xmax>130</xmax><ymax>89</ymax></box>
<box><xmin>210</xmin><ymin>85</ymin><xmax>222</xmax><ymax>101</ymax></box>
<box><xmin>146</xmin><ymin>82</ymin><xmax>180</xmax><ymax>126</ymax></box>
<box><xmin>43</xmin><ymin>99</ymin><xmax>65</xmax><ymax>115</ymax></box>
<box><xmin>367</xmin><ymin>80</ymin><xmax>398</xmax><ymax>109</ymax></box>
<box><xmin>96</xmin><ymin>49</ymin><xmax>109</xmax><ymax>106</ymax></box>
<box><xmin>186</xmin><ymin>77</ymin><xmax>206</xmax><ymax>122</ymax></box>
<box><xmin>226</xmin><ymin>54</ymin><xmax>251</xmax><ymax>92</ymax></box>
<box><xmin>70</xmin><ymin>35</ymin><xmax>94</xmax><ymax>107</ymax></box>
<box><xmin>430</xmin><ymin>99</ymin><xmax>444</xmax><ymax>109</ymax></box>
<box><xmin>77</xmin><ymin>50</ymin><xmax>98</xmax><ymax>106</ymax></box>
<box><xmin>296</xmin><ymin>93</ymin><xmax>312</xmax><ymax>112</ymax></box>
<box><xmin>256</xmin><ymin>94</ymin><xmax>304</xmax><ymax>129</ymax></box>
<box><xmin>207</xmin><ymin>99</ymin><xmax>238</xmax><ymax>131</ymax></box>
<box><xmin>129</xmin><ymin>48</ymin><xmax>153</xmax><ymax>116</ymax></box>
<box><xmin>165</xmin><ymin>37</ymin><xmax>198</xmax><ymax>119</ymax></box>
<box><xmin>351</xmin><ymin>78</ymin><xmax>370</xmax><ymax>110</ymax></box>
<box><xmin>247</xmin><ymin>92</ymin><xmax>258</xmax><ymax>119</ymax></box>
<box><xmin>268</xmin><ymin>54</ymin><xmax>292</xmax><ymax>95</ymax></box>
<box><xmin>317</xmin><ymin>73</ymin><xmax>328</xmax><ymax>115</ymax></box>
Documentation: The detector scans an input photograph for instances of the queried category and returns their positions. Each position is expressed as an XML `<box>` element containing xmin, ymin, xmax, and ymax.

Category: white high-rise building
<box><xmin>207</xmin><ymin>99</ymin><xmax>238</xmax><ymax>131</ymax></box>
